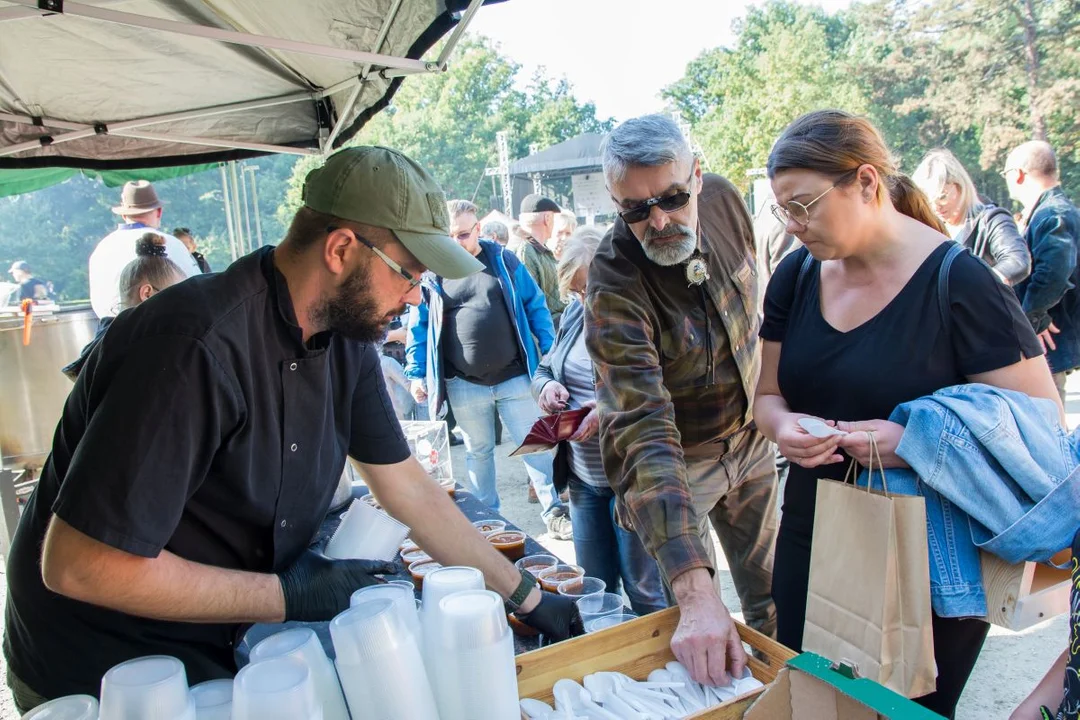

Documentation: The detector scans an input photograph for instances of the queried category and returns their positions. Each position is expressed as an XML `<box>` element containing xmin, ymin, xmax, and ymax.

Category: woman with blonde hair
<box><xmin>531</xmin><ymin>225</ymin><xmax>667</xmax><ymax>615</ymax></box>
<box><xmin>754</xmin><ymin>110</ymin><xmax>1059</xmax><ymax>718</ymax></box>
<box><xmin>912</xmin><ymin>148</ymin><xmax>1029</xmax><ymax>285</ymax></box>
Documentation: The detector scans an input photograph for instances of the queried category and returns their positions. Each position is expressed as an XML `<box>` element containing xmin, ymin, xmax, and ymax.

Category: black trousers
<box><xmin>773</xmin><ymin>524</ymin><xmax>989</xmax><ymax>719</ymax></box>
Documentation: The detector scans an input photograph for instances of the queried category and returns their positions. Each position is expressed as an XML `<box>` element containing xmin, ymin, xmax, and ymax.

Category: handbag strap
<box><xmin>937</xmin><ymin>242</ymin><xmax>966</xmax><ymax>334</ymax></box>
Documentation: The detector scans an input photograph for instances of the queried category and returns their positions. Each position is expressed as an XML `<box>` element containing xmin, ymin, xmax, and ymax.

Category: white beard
<box><xmin>641</xmin><ymin>225</ymin><xmax>697</xmax><ymax>266</ymax></box>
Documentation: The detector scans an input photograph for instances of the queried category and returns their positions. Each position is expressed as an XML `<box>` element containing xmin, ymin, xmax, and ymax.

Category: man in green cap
<box><xmin>3</xmin><ymin>146</ymin><xmax>583</xmax><ymax>711</ymax></box>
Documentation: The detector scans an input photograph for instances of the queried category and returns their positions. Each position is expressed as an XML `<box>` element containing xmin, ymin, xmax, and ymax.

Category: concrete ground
<box><xmin>0</xmin><ymin>377</ymin><xmax>1077</xmax><ymax>718</ymax></box>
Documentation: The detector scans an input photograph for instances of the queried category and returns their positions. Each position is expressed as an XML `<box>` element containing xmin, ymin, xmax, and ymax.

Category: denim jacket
<box><xmin>404</xmin><ymin>239</ymin><xmax>555</xmax><ymax>419</ymax></box>
<box><xmin>860</xmin><ymin>383</ymin><xmax>1080</xmax><ymax>618</ymax></box>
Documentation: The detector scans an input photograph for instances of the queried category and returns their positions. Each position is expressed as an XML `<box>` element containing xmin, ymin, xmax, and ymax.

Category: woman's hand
<box><xmin>775</xmin><ymin>413</ymin><xmax>844</xmax><ymax>469</ymax></box>
<box><xmin>569</xmin><ymin>401</ymin><xmax>599</xmax><ymax>443</ymax></box>
<box><xmin>538</xmin><ymin>381</ymin><xmax>570</xmax><ymax>413</ymax></box>
<box><xmin>835</xmin><ymin>420</ymin><xmax>909</xmax><ymax>469</ymax></box>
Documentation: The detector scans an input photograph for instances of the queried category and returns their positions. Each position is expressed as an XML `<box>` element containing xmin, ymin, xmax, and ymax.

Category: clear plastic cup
<box><xmin>429</xmin><ymin>590</ymin><xmax>519</xmax><ymax>719</ymax></box>
<box><xmin>331</xmin><ymin>601</ymin><xmax>439</xmax><ymax>719</ymax></box>
<box><xmin>189</xmin><ymin>679</ymin><xmax>232</xmax><ymax>720</ymax></box>
<box><xmin>536</xmin><ymin>564</ymin><xmax>583</xmax><ymax>592</ymax></box>
<box><xmin>250</xmin><ymin>628</ymin><xmax>348</xmax><ymax>720</ymax></box>
<box><xmin>351</xmin><ymin>581</ymin><xmax>422</xmax><ymax>640</ymax></box>
<box><xmin>556</xmin><ymin>576</ymin><xmax>606</xmax><ymax>601</ymax></box>
<box><xmin>421</xmin><ymin>566</ymin><xmax>484</xmax><ymax>619</ymax></box>
<box><xmin>575</xmin><ymin>592</ymin><xmax>625</xmax><ymax>625</ymax></box>
<box><xmin>99</xmin><ymin>655</ymin><xmax>195</xmax><ymax>720</ymax></box>
<box><xmin>471</xmin><ymin>519</ymin><xmax>506</xmax><ymax>535</ymax></box>
<box><xmin>325</xmin><ymin>498</ymin><xmax>409</xmax><ymax>561</ymax></box>
<box><xmin>515</xmin><ymin>554</ymin><xmax>558</xmax><ymax>576</ymax></box>
<box><xmin>585</xmin><ymin>612</ymin><xmax>639</xmax><ymax>633</ymax></box>
<box><xmin>22</xmin><ymin>695</ymin><xmax>99</xmax><ymax>720</ymax></box>
<box><xmin>232</xmin><ymin>656</ymin><xmax>321</xmax><ymax>720</ymax></box>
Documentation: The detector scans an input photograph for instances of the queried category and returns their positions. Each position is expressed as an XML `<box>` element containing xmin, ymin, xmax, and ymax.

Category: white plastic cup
<box><xmin>350</xmin><ymin>582</ymin><xmax>422</xmax><ymax>641</ymax></box>
<box><xmin>585</xmin><ymin>612</ymin><xmax>639</xmax><ymax>633</ymax></box>
<box><xmin>576</xmin><ymin>592</ymin><xmax>625</xmax><ymax>626</ymax></box>
<box><xmin>325</xmin><ymin>499</ymin><xmax>410</xmax><ymax>561</ymax></box>
<box><xmin>420</xmin><ymin>566</ymin><xmax>484</xmax><ymax>620</ymax></box>
<box><xmin>330</xmin><ymin>600</ymin><xmax>439</xmax><ymax>720</ymax></box>
<box><xmin>189</xmin><ymin>679</ymin><xmax>231</xmax><ymax>720</ymax></box>
<box><xmin>21</xmin><ymin>695</ymin><xmax>98</xmax><ymax>720</ymax></box>
<box><xmin>99</xmin><ymin>655</ymin><xmax>195</xmax><ymax>720</ymax></box>
<box><xmin>249</xmin><ymin>628</ymin><xmax>347</xmax><ymax>720</ymax></box>
<box><xmin>428</xmin><ymin>590</ymin><xmax>520</xmax><ymax>720</ymax></box>
<box><xmin>231</xmin><ymin>656</ymin><xmax>322</xmax><ymax>720</ymax></box>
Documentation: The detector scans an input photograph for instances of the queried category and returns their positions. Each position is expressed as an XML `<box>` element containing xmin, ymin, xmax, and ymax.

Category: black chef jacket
<box><xmin>4</xmin><ymin>246</ymin><xmax>410</xmax><ymax>700</ymax></box>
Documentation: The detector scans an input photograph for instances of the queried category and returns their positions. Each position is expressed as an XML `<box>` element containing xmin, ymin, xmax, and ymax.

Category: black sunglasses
<box><xmin>616</xmin><ymin>170</ymin><xmax>695</xmax><ymax>224</ymax></box>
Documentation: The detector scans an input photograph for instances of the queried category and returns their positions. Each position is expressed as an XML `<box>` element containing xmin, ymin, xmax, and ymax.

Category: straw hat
<box><xmin>111</xmin><ymin>180</ymin><xmax>163</xmax><ymax>215</ymax></box>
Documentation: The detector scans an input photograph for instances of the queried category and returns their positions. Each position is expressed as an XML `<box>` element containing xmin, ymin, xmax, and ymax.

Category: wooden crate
<box><xmin>516</xmin><ymin>606</ymin><xmax>796</xmax><ymax>719</ymax></box>
<box><xmin>981</xmin><ymin>549</ymin><xmax>1072</xmax><ymax>630</ymax></box>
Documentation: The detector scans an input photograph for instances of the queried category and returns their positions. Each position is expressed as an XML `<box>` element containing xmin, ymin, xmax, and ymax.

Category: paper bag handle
<box><xmin>842</xmin><ymin>431</ymin><xmax>890</xmax><ymax>496</ymax></box>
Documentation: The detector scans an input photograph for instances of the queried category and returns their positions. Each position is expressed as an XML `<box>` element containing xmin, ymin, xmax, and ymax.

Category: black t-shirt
<box><xmin>4</xmin><ymin>247</ymin><xmax>410</xmax><ymax>699</ymax></box>
<box><xmin>19</xmin><ymin>277</ymin><xmax>51</xmax><ymax>302</ymax></box>
<box><xmin>442</xmin><ymin>254</ymin><xmax>525</xmax><ymax>385</ymax></box>
<box><xmin>760</xmin><ymin>243</ymin><xmax>1042</xmax><ymax>537</ymax></box>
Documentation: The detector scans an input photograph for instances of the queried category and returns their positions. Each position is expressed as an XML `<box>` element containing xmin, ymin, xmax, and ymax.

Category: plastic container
<box><xmin>350</xmin><ymin>581</ymin><xmax>422</xmax><ymax>640</ymax></box>
<box><xmin>428</xmin><ymin>590</ymin><xmax>520</xmax><ymax>720</ymax></box>
<box><xmin>419</xmin><ymin>566</ymin><xmax>485</xmax><ymax>666</ymax></box>
<box><xmin>232</xmin><ymin>656</ymin><xmax>322</xmax><ymax>720</ymax></box>
<box><xmin>486</xmin><ymin>530</ymin><xmax>526</xmax><ymax>561</ymax></box>
<box><xmin>471</xmin><ymin>519</ymin><xmax>507</xmax><ymax>535</ymax></box>
<box><xmin>189</xmin><ymin>679</ymin><xmax>231</xmax><ymax>720</ymax></box>
<box><xmin>556</xmin><ymin>576</ymin><xmax>606</xmax><ymax>601</ymax></box>
<box><xmin>400</xmin><ymin>420</ymin><xmax>453</xmax><ymax>485</ymax></box>
<box><xmin>330</xmin><ymin>600</ymin><xmax>439</xmax><ymax>720</ymax></box>
<box><xmin>400</xmin><ymin>548</ymin><xmax>431</xmax><ymax>565</ymax></box>
<box><xmin>325</xmin><ymin>499</ymin><xmax>409</xmax><ymax>562</ymax></box>
<box><xmin>408</xmin><ymin>559</ymin><xmax>442</xmax><ymax>590</ymax></box>
<box><xmin>22</xmin><ymin>695</ymin><xmax>98</xmax><ymax>720</ymax></box>
<box><xmin>515</xmin><ymin>554</ymin><xmax>558</xmax><ymax>576</ymax></box>
<box><xmin>99</xmin><ymin>655</ymin><xmax>195</xmax><ymax>720</ymax></box>
<box><xmin>585</xmin><ymin>612</ymin><xmax>639</xmax><ymax>633</ymax></box>
<box><xmin>575</xmin><ymin>592</ymin><xmax>626</xmax><ymax>626</ymax></box>
<box><xmin>536</xmin><ymin>564</ymin><xmax>584</xmax><ymax>593</ymax></box>
<box><xmin>249</xmin><ymin>628</ymin><xmax>348</xmax><ymax>720</ymax></box>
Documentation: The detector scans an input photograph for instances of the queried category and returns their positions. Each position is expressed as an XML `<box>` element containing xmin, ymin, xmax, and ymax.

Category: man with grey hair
<box><xmin>406</xmin><ymin>199</ymin><xmax>572</xmax><ymax>539</ymax></box>
<box><xmin>1007</xmin><ymin>140</ymin><xmax>1080</xmax><ymax>404</ymax></box>
<box><xmin>515</xmin><ymin>193</ymin><xmax>566</xmax><ymax>327</ymax></box>
<box><xmin>481</xmin><ymin>219</ymin><xmax>510</xmax><ymax>247</ymax></box>
<box><xmin>585</xmin><ymin>114</ymin><xmax>778</xmax><ymax>687</ymax></box>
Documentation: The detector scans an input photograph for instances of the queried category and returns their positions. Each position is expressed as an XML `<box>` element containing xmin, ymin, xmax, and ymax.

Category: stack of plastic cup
<box><xmin>351</xmin><ymin>581</ymin><xmax>422</xmax><ymax>641</ymax></box>
<box><xmin>99</xmin><ymin>656</ymin><xmax>195</xmax><ymax>720</ymax></box>
<box><xmin>189</xmin><ymin>679</ymin><xmax>232</xmax><ymax>720</ymax></box>
<box><xmin>232</xmin><ymin>656</ymin><xmax>322</xmax><ymax>720</ymax></box>
<box><xmin>250</xmin><ymin>628</ymin><xmax>348</xmax><ymax>720</ymax></box>
<box><xmin>576</xmin><ymin>592</ymin><xmax>626</xmax><ymax>626</ymax></box>
<box><xmin>330</xmin><ymin>599</ymin><xmax>439</xmax><ymax>720</ymax></box>
<box><xmin>420</xmin><ymin>566</ymin><xmax>484</xmax><ymax>625</ymax></box>
<box><xmin>22</xmin><ymin>695</ymin><xmax>98</xmax><ymax>719</ymax></box>
<box><xmin>325</xmin><ymin>499</ymin><xmax>410</xmax><ymax>561</ymax></box>
<box><xmin>428</xmin><ymin>590</ymin><xmax>519</xmax><ymax>720</ymax></box>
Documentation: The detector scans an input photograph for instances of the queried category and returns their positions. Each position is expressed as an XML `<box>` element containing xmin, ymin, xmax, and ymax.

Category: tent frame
<box><xmin>1</xmin><ymin>0</ymin><xmax>485</xmax><ymax>160</ymax></box>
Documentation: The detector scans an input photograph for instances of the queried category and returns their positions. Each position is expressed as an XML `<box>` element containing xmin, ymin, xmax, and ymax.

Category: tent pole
<box><xmin>220</xmin><ymin>163</ymin><xmax>239</xmax><ymax>262</ymax></box>
<box><xmin>0</xmin><ymin>92</ymin><xmax>315</xmax><ymax>158</ymax></box>
<box><xmin>229</xmin><ymin>161</ymin><xmax>246</xmax><ymax>256</ymax></box>
<box><xmin>435</xmin><ymin>0</ymin><xmax>486</xmax><ymax>68</ymax></box>
<box><xmin>246</xmin><ymin>166</ymin><xmax>264</xmax><ymax>248</ymax></box>
<box><xmin>5</xmin><ymin>0</ymin><xmax>437</xmax><ymax>73</ymax></box>
<box><xmin>239</xmin><ymin>163</ymin><xmax>253</xmax><ymax>255</ymax></box>
<box><xmin>323</xmin><ymin>81</ymin><xmax>363</xmax><ymax>153</ymax></box>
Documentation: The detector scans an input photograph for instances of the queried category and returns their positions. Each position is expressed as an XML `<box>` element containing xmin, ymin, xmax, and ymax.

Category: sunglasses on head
<box><xmin>616</xmin><ymin>169</ymin><xmax>695</xmax><ymax>224</ymax></box>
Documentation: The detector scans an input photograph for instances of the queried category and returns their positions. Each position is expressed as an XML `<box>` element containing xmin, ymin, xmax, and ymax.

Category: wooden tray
<box><xmin>516</xmin><ymin>606</ymin><xmax>797</xmax><ymax>719</ymax></box>
<box><xmin>982</xmin><ymin>549</ymin><xmax>1072</xmax><ymax>630</ymax></box>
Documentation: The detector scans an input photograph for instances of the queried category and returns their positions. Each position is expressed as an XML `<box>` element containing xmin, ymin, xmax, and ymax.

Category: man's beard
<box><xmin>640</xmin><ymin>223</ymin><xmax>697</xmax><ymax>266</ymax></box>
<box><xmin>313</xmin><ymin>266</ymin><xmax>395</xmax><ymax>343</ymax></box>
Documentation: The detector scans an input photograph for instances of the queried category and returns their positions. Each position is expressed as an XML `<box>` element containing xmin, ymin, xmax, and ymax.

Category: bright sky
<box><xmin>468</xmin><ymin>0</ymin><xmax>854</xmax><ymax>123</ymax></box>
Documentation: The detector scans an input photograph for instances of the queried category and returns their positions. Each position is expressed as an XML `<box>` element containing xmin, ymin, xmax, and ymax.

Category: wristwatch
<box><xmin>505</xmin><ymin>568</ymin><xmax>538</xmax><ymax>615</ymax></box>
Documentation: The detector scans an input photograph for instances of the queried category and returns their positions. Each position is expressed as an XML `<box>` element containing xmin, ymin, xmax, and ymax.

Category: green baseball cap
<box><xmin>302</xmin><ymin>146</ymin><xmax>483</xmax><ymax>279</ymax></box>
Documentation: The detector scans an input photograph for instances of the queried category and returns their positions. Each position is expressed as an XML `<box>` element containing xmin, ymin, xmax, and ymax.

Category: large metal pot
<box><xmin>0</xmin><ymin>307</ymin><xmax>97</xmax><ymax>469</ymax></box>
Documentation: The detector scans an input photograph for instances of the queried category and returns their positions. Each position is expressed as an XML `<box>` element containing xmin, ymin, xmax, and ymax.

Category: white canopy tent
<box><xmin>0</xmin><ymin>0</ymin><xmax>501</xmax><ymax>171</ymax></box>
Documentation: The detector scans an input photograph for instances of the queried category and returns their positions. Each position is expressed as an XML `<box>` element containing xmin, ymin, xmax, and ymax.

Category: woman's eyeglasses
<box><xmin>771</xmin><ymin>169</ymin><xmax>859</xmax><ymax>227</ymax></box>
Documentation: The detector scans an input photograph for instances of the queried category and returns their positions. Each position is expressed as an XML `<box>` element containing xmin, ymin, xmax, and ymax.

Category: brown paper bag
<box><xmin>802</xmin><ymin>434</ymin><xmax>937</xmax><ymax>699</ymax></box>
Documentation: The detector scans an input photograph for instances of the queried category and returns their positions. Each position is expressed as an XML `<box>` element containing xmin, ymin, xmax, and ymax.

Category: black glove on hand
<box><xmin>515</xmin><ymin>590</ymin><xmax>585</xmax><ymax>641</ymax></box>
<box><xmin>277</xmin><ymin>549</ymin><xmax>398</xmax><ymax>622</ymax></box>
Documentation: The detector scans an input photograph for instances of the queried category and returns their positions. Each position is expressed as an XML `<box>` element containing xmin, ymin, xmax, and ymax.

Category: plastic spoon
<box><xmin>582</xmin><ymin>675</ymin><xmax>646</xmax><ymax>720</ymax></box>
<box><xmin>665</xmin><ymin>662</ymin><xmax>709</xmax><ymax>710</ymax></box>
<box><xmin>521</xmin><ymin>698</ymin><xmax>555</xmax><ymax>719</ymax></box>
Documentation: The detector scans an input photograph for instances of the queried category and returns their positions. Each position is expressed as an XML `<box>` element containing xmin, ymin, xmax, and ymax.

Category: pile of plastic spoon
<box><xmin>519</xmin><ymin>662</ymin><xmax>764</xmax><ymax>719</ymax></box>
